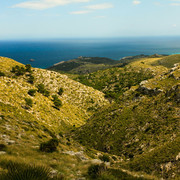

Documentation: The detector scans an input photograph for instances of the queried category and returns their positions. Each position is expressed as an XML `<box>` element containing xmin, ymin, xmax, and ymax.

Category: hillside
<box><xmin>0</xmin><ymin>55</ymin><xmax>179</xmax><ymax>179</ymax></box>
<box><xmin>0</xmin><ymin>56</ymin><xmax>111</xmax><ymax>179</ymax></box>
<box><xmin>75</xmin><ymin>55</ymin><xmax>178</xmax><ymax>101</ymax></box>
<box><xmin>48</xmin><ymin>54</ymin><xmax>166</xmax><ymax>75</ymax></box>
<box><xmin>48</xmin><ymin>56</ymin><xmax>121</xmax><ymax>74</ymax></box>
<box><xmin>73</xmin><ymin>56</ymin><xmax>180</xmax><ymax>179</ymax></box>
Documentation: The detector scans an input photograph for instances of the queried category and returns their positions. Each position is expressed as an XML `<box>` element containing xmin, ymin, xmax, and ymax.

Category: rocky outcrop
<box><xmin>137</xmin><ymin>86</ymin><xmax>163</xmax><ymax>96</ymax></box>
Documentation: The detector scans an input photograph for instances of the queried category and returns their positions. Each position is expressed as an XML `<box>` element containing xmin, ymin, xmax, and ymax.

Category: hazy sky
<box><xmin>1</xmin><ymin>0</ymin><xmax>180</xmax><ymax>39</ymax></box>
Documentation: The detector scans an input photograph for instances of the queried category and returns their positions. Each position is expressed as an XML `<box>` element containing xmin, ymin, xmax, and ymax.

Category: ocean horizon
<box><xmin>0</xmin><ymin>36</ymin><xmax>180</xmax><ymax>69</ymax></box>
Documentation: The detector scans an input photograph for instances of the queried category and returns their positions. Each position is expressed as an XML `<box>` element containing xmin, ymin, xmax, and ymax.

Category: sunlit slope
<box><xmin>0</xmin><ymin>57</ymin><xmax>109</xmax><ymax>132</ymax></box>
<box><xmin>73</xmin><ymin>59</ymin><xmax>180</xmax><ymax>179</ymax></box>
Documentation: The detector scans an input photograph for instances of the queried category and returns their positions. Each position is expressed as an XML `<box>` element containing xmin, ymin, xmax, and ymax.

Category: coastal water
<box><xmin>0</xmin><ymin>37</ymin><xmax>180</xmax><ymax>69</ymax></box>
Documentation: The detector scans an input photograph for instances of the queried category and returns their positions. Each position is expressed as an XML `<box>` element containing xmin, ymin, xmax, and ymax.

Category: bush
<box><xmin>25</xmin><ymin>64</ymin><xmax>32</xmax><ymax>73</ymax></box>
<box><xmin>40</xmin><ymin>138</ymin><xmax>59</xmax><ymax>153</ymax></box>
<box><xmin>0</xmin><ymin>71</ymin><xmax>5</xmax><ymax>77</ymax></box>
<box><xmin>0</xmin><ymin>144</ymin><xmax>7</xmax><ymax>151</ymax></box>
<box><xmin>28</xmin><ymin>75</ymin><xmax>35</xmax><ymax>84</ymax></box>
<box><xmin>99</xmin><ymin>154</ymin><xmax>110</xmax><ymax>162</ymax></box>
<box><xmin>88</xmin><ymin>163</ymin><xmax>107</xmax><ymax>178</ymax></box>
<box><xmin>11</xmin><ymin>65</ymin><xmax>26</xmax><ymax>76</ymax></box>
<box><xmin>28</xmin><ymin>89</ymin><xmax>36</xmax><ymax>96</ymax></box>
<box><xmin>37</xmin><ymin>84</ymin><xmax>50</xmax><ymax>97</ymax></box>
<box><xmin>0</xmin><ymin>160</ymin><xmax>53</xmax><ymax>180</ymax></box>
<box><xmin>25</xmin><ymin>98</ymin><xmax>33</xmax><ymax>108</ymax></box>
<box><xmin>52</xmin><ymin>95</ymin><xmax>62</xmax><ymax>109</ymax></box>
<box><xmin>58</xmin><ymin>88</ymin><xmax>64</xmax><ymax>96</ymax></box>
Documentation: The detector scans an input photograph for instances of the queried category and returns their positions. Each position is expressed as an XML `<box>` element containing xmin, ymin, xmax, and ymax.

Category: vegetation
<box><xmin>40</xmin><ymin>138</ymin><xmax>59</xmax><ymax>153</ymax></box>
<box><xmin>27</xmin><ymin>75</ymin><xmax>35</xmax><ymax>84</ymax></box>
<box><xmin>58</xmin><ymin>88</ymin><xmax>64</xmax><ymax>96</ymax></box>
<box><xmin>11</xmin><ymin>65</ymin><xmax>26</xmax><ymax>76</ymax></box>
<box><xmin>0</xmin><ymin>159</ymin><xmax>62</xmax><ymax>180</ymax></box>
<box><xmin>25</xmin><ymin>64</ymin><xmax>32</xmax><ymax>73</ymax></box>
<box><xmin>25</xmin><ymin>98</ymin><xmax>33</xmax><ymax>108</ymax></box>
<box><xmin>87</xmin><ymin>164</ymin><xmax>145</xmax><ymax>180</ymax></box>
<box><xmin>52</xmin><ymin>95</ymin><xmax>62</xmax><ymax>109</ymax></box>
<box><xmin>151</xmin><ymin>54</ymin><xmax>180</xmax><ymax>68</ymax></box>
<box><xmin>37</xmin><ymin>83</ymin><xmax>50</xmax><ymax>97</ymax></box>
<box><xmin>99</xmin><ymin>154</ymin><xmax>110</xmax><ymax>162</ymax></box>
<box><xmin>0</xmin><ymin>71</ymin><xmax>5</xmax><ymax>76</ymax></box>
<box><xmin>76</xmin><ymin>67</ymin><xmax>153</xmax><ymax>100</ymax></box>
<box><xmin>0</xmin><ymin>55</ymin><xmax>179</xmax><ymax>179</ymax></box>
<box><xmin>28</xmin><ymin>89</ymin><xmax>37</xmax><ymax>96</ymax></box>
<box><xmin>48</xmin><ymin>57</ymin><xmax>122</xmax><ymax>74</ymax></box>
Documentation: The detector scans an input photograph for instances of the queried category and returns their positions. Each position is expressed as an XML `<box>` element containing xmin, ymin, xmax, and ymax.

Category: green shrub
<box><xmin>25</xmin><ymin>98</ymin><xmax>33</xmax><ymax>108</ymax></box>
<box><xmin>40</xmin><ymin>138</ymin><xmax>59</xmax><ymax>153</ymax></box>
<box><xmin>25</xmin><ymin>64</ymin><xmax>32</xmax><ymax>73</ymax></box>
<box><xmin>52</xmin><ymin>95</ymin><xmax>62</xmax><ymax>109</ymax></box>
<box><xmin>58</xmin><ymin>88</ymin><xmax>64</xmax><ymax>96</ymax></box>
<box><xmin>37</xmin><ymin>84</ymin><xmax>50</xmax><ymax>97</ymax></box>
<box><xmin>0</xmin><ymin>160</ymin><xmax>53</xmax><ymax>180</ymax></box>
<box><xmin>28</xmin><ymin>89</ymin><xmax>36</xmax><ymax>96</ymax></box>
<box><xmin>0</xmin><ymin>71</ymin><xmax>5</xmax><ymax>77</ymax></box>
<box><xmin>11</xmin><ymin>65</ymin><xmax>26</xmax><ymax>76</ymax></box>
<box><xmin>28</xmin><ymin>75</ymin><xmax>35</xmax><ymax>84</ymax></box>
<box><xmin>88</xmin><ymin>163</ymin><xmax>107</xmax><ymax>178</ymax></box>
<box><xmin>99</xmin><ymin>155</ymin><xmax>110</xmax><ymax>162</ymax></box>
<box><xmin>0</xmin><ymin>144</ymin><xmax>7</xmax><ymax>151</ymax></box>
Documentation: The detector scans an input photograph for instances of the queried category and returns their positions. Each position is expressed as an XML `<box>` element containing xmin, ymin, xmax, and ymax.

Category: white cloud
<box><xmin>70</xmin><ymin>3</ymin><xmax>114</xmax><ymax>15</ymax></box>
<box><xmin>12</xmin><ymin>0</ymin><xmax>91</xmax><ymax>10</ymax></box>
<box><xmin>173</xmin><ymin>24</ymin><xmax>177</xmax><ymax>27</ymax></box>
<box><xmin>171</xmin><ymin>3</ymin><xmax>180</xmax><ymax>6</ymax></box>
<box><xmin>171</xmin><ymin>0</ymin><xmax>180</xmax><ymax>6</ymax></box>
<box><xmin>133</xmin><ymin>0</ymin><xmax>141</xmax><ymax>5</ymax></box>
<box><xmin>85</xmin><ymin>3</ymin><xmax>114</xmax><ymax>10</ymax></box>
<box><xmin>70</xmin><ymin>10</ymin><xmax>92</xmax><ymax>14</ymax></box>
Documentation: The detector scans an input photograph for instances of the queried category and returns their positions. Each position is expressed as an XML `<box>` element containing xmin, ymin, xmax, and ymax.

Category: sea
<box><xmin>0</xmin><ymin>36</ymin><xmax>180</xmax><ymax>69</ymax></box>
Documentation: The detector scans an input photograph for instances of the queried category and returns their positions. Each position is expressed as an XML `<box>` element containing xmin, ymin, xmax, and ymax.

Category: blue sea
<box><xmin>0</xmin><ymin>37</ymin><xmax>180</xmax><ymax>69</ymax></box>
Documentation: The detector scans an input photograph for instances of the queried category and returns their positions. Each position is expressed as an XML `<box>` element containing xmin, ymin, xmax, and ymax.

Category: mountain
<box><xmin>48</xmin><ymin>54</ymin><xmax>165</xmax><ymax>75</ymax></box>
<box><xmin>0</xmin><ymin>55</ymin><xmax>179</xmax><ymax>179</ymax></box>
<box><xmin>73</xmin><ymin>55</ymin><xmax>180</xmax><ymax>179</ymax></box>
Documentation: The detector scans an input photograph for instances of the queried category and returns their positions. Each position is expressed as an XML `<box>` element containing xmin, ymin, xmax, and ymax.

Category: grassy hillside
<box><xmin>0</xmin><ymin>55</ymin><xmax>179</xmax><ymax>179</ymax></box>
<box><xmin>151</xmin><ymin>54</ymin><xmax>180</xmax><ymax>68</ymax></box>
<box><xmin>73</xmin><ymin>58</ymin><xmax>180</xmax><ymax>179</ymax></box>
<box><xmin>0</xmin><ymin>56</ymin><xmax>110</xmax><ymax>179</ymax></box>
<box><xmin>75</xmin><ymin>57</ymin><xmax>170</xmax><ymax>101</ymax></box>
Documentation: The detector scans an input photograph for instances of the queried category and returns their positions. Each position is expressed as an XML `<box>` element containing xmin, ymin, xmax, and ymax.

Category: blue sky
<box><xmin>1</xmin><ymin>0</ymin><xmax>180</xmax><ymax>39</ymax></box>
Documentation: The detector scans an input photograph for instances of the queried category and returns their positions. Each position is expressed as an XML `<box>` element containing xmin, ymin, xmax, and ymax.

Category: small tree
<box><xmin>11</xmin><ymin>65</ymin><xmax>26</xmax><ymax>76</ymax></box>
<box><xmin>58</xmin><ymin>88</ymin><xmax>64</xmax><ymax>96</ymax></box>
<box><xmin>25</xmin><ymin>64</ymin><xmax>32</xmax><ymax>73</ymax></box>
<box><xmin>28</xmin><ymin>89</ymin><xmax>36</xmax><ymax>96</ymax></box>
<box><xmin>27</xmin><ymin>75</ymin><xmax>35</xmax><ymax>84</ymax></box>
<box><xmin>52</xmin><ymin>95</ymin><xmax>62</xmax><ymax>109</ymax></box>
<box><xmin>25</xmin><ymin>98</ymin><xmax>33</xmax><ymax>108</ymax></box>
<box><xmin>37</xmin><ymin>83</ymin><xmax>50</xmax><ymax>97</ymax></box>
<box><xmin>0</xmin><ymin>71</ymin><xmax>5</xmax><ymax>77</ymax></box>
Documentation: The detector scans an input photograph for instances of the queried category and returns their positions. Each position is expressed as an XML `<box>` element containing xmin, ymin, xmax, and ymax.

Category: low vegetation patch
<box><xmin>40</xmin><ymin>138</ymin><xmax>59</xmax><ymax>153</ymax></box>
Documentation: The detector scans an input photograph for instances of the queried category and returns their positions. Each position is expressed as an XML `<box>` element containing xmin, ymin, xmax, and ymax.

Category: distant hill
<box><xmin>151</xmin><ymin>54</ymin><xmax>180</xmax><ymax>68</ymax></box>
<box><xmin>48</xmin><ymin>54</ymin><xmax>166</xmax><ymax>75</ymax></box>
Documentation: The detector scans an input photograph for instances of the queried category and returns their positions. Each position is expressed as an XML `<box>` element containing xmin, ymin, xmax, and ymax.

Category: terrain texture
<box><xmin>0</xmin><ymin>54</ymin><xmax>179</xmax><ymax>179</ymax></box>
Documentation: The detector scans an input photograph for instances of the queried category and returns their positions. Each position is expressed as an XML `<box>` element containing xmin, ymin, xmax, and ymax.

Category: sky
<box><xmin>1</xmin><ymin>0</ymin><xmax>180</xmax><ymax>39</ymax></box>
